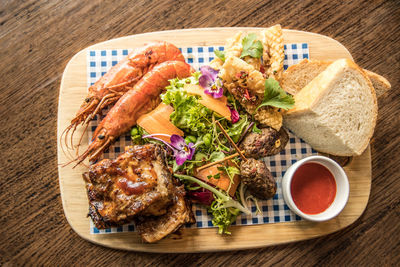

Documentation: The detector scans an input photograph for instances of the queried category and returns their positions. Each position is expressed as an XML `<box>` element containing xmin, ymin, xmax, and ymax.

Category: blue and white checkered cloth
<box><xmin>86</xmin><ymin>43</ymin><xmax>316</xmax><ymax>234</ymax></box>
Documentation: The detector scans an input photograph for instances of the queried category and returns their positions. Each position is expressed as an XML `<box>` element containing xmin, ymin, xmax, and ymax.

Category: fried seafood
<box><xmin>213</xmin><ymin>26</ymin><xmax>285</xmax><ymax>130</ymax></box>
<box><xmin>220</xmin><ymin>56</ymin><xmax>283</xmax><ymax>130</ymax></box>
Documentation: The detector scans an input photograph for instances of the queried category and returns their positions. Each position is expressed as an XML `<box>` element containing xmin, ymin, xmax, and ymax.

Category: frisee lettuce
<box><xmin>174</xmin><ymin>174</ymin><xmax>250</xmax><ymax>234</ymax></box>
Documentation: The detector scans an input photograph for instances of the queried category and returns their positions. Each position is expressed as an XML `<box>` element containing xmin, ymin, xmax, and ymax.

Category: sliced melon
<box><xmin>137</xmin><ymin>103</ymin><xmax>184</xmax><ymax>142</ymax></box>
<box><xmin>195</xmin><ymin>162</ymin><xmax>240</xmax><ymax>197</ymax></box>
<box><xmin>183</xmin><ymin>84</ymin><xmax>232</xmax><ymax>121</ymax></box>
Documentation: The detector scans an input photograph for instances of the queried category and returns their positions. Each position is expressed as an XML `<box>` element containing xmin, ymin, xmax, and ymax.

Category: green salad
<box><xmin>130</xmin><ymin>71</ymin><xmax>252</xmax><ymax>234</ymax></box>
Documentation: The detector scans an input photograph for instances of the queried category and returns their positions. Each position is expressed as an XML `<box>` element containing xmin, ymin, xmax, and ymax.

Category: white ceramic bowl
<box><xmin>282</xmin><ymin>155</ymin><xmax>349</xmax><ymax>222</ymax></box>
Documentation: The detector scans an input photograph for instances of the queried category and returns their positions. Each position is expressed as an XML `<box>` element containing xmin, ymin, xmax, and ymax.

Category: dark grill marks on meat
<box><xmin>82</xmin><ymin>144</ymin><xmax>174</xmax><ymax>229</ymax></box>
<box><xmin>240</xmin><ymin>127</ymin><xmax>289</xmax><ymax>159</ymax></box>
<box><xmin>240</xmin><ymin>158</ymin><xmax>276</xmax><ymax>200</ymax></box>
<box><xmin>134</xmin><ymin>184</ymin><xmax>195</xmax><ymax>243</ymax></box>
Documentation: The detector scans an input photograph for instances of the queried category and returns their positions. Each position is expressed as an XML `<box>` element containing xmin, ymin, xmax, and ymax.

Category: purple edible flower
<box><xmin>227</xmin><ymin>104</ymin><xmax>240</xmax><ymax>123</ymax></box>
<box><xmin>142</xmin><ymin>134</ymin><xmax>195</xmax><ymax>166</ymax></box>
<box><xmin>199</xmin><ymin>66</ymin><xmax>223</xmax><ymax>98</ymax></box>
<box><xmin>170</xmin><ymin>134</ymin><xmax>195</xmax><ymax>165</ymax></box>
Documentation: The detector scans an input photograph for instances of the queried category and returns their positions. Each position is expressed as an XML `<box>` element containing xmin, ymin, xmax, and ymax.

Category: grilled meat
<box><xmin>82</xmin><ymin>144</ymin><xmax>175</xmax><ymax>229</ymax></box>
<box><xmin>240</xmin><ymin>127</ymin><xmax>289</xmax><ymax>159</ymax></box>
<box><xmin>240</xmin><ymin>158</ymin><xmax>276</xmax><ymax>200</ymax></box>
<box><xmin>135</xmin><ymin>183</ymin><xmax>195</xmax><ymax>243</ymax></box>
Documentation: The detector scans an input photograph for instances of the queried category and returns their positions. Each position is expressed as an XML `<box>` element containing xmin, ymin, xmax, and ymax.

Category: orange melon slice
<box><xmin>183</xmin><ymin>84</ymin><xmax>232</xmax><ymax>121</ymax></box>
<box><xmin>137</xmin><ymin>103</ymin><xmax>183</xmax><ymax>142</ymax></box>
<box><xmin>195</xmin><ymin>162</ymin><xmax>240</xmax><ymax>197</ymax></box>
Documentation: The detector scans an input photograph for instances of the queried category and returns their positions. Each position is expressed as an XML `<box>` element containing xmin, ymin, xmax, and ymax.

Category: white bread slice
<box><xmin>281</xmin><ymin>59</ymin><xmax>331</xmax><ymax>95</ymax></box>
<box><xmin>281</xmin><ymin>59</ymin><xmax>391</xmax><ymax>98</ymax></box>
<box><xmin>362</xmin><ymin>69</ymin><xmax>391</xmax><ymax>97</ymax></box>
<box><xmin>284</xmin><ymin>59</ymin><xmax>377</xmax><ymax>156</ymax></box>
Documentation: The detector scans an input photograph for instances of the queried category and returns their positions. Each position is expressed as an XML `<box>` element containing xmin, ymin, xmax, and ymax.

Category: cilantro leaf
<box><xmin>256</xmin><ymin>78</ymin><xmax>295</xmax><ymax>111</ymax></box>
<box><xmin>214</xmin><ymin>50</ymin><xmax>225</xmax><ymax>62</ymax></box>
<box><xmin>240</xmin><ymin>33</ymin><xmax>263</xmax><ymax>59</ymax></box>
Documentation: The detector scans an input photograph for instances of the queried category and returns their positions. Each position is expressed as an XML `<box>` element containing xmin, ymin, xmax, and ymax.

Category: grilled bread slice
<box><xmin>284</xmin><ymin>59</ymin><xmax>377</xmax><ymax>156</ymax></box>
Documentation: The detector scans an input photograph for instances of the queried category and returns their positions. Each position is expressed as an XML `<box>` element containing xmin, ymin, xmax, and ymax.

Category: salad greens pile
<box><xmin>175</xmin><ymin>174</ymin><xmax>250</xmax><ymax>234</ymax></box>
<box><xmin>160</xmin><ymin>72</ymin><xmax>249</xmax><ymax>176</ymax></box>
<box><xmin>131</xmin><ymin>71</ymin><xmax>253</xmax><ymax>234</ymax></box>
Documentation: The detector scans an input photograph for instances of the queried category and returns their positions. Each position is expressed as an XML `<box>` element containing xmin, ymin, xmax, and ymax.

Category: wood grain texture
<box><xmin>57</xmin><ymin>29</ymin><xmax>370</xmax><ymax>252</ymax></box>
<box><xmin>0</xmin><ymin>0</ymin><xmax>399</xmax><ymax>265</ymax></box>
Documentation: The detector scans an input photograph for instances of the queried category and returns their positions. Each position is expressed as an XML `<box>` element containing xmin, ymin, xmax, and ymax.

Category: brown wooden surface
<box><xmin>0</xmin><ymin>0</ymin><xmax>399</xmax><ymax>265</ymax></box>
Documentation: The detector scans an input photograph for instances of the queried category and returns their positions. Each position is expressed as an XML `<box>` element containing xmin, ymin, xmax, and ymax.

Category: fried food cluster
<box><xmin>212</xmin><ymin>25</ymin><xmax>285</xmax><ymax>130</ymax></box>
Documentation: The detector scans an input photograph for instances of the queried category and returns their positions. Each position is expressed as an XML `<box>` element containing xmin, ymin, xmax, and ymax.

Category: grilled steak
<box><xmin>134</xmin><ymin>183</ymin><xmax>195</xmax><ymax>243</ymax></box>
<box><xmin>83</xmin><ymin>144</ymin><xmax>174</xmax><ymax>229</ymax></box>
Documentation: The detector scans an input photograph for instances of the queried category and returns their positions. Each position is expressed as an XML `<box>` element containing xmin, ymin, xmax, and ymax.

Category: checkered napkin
<box><xmin>86</xmin><ymin>43</ymin><xmax>316</xmax><ymax>234</ymax></box>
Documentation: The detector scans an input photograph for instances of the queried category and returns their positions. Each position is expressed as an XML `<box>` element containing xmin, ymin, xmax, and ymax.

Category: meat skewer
<box><xmin>216</xmin><ymin>121</ymin><xmax>247</xmax><ymax>161</ymax></box>
<box><xmin>216</xmin><ymin>121</ymin><xmax>277</xmax><ymax>200</ymax></box>
<box><xmin>196</xmin><ymin>150</ymin><xmax>245</xmax><ymax>172</ymax></box>
<box><xmin>239</xmin><ymin>127</ymin><xmax>289</xmax><ymax>159</ymax></box>
<box><xmin>240</xmin><ymin>158</ymin><xmax>276</xmax><ymax>200</ymax></box>
<box><xmin>197</xmin><ymin>125</ymin><xmax>289</xmax><ymax>172</ymax></box>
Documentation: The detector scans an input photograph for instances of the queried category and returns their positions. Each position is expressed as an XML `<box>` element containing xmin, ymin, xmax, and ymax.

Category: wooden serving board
<box><xmin>57</xmin><ymin>28</ymin><xmax>371</xmax><ymax>252</ymax></box>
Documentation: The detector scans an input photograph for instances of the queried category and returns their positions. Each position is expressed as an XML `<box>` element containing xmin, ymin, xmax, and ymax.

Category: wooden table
<box><xmin>1</xmin><ymin>0</ymin><xmax>399</xmax><ymax>265</ymax></box>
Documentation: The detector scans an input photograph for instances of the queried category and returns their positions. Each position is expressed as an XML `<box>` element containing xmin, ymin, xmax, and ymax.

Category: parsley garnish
<box><xmin>214</xmin><ymin>50</ymin><xmax>225</xmax><ymax>62</ymax></box>
<box><xmin>256</xmin><ymin>78</ymin><xmax>295</xmax><ymax>111</ymax></box>
<box><xmin>240</xmin><ymin>33</ymin><xmax>263</xmax><ymax>59</ymax></box>
<box><xmin>206</xmin><ymin>173</ymin><xmax>221</xmax><ymax>179</ymax></box>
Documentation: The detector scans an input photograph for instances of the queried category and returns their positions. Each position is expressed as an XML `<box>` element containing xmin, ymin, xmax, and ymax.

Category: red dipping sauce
<box><xmin>290</xmin><ymin>162</ymin><xmax>336</xmax><ymax>214</ymax></box>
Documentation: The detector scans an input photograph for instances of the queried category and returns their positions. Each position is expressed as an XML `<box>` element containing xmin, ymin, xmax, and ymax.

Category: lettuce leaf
<box><xmin>214</xmin><ymin>50</ymin><xmax>225</xmax><ymax>62</ymax></box>
<box><xmin>161</xmin><ymin>72</ymin><xmax>213</xmax><ymax>136</ymax></box>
